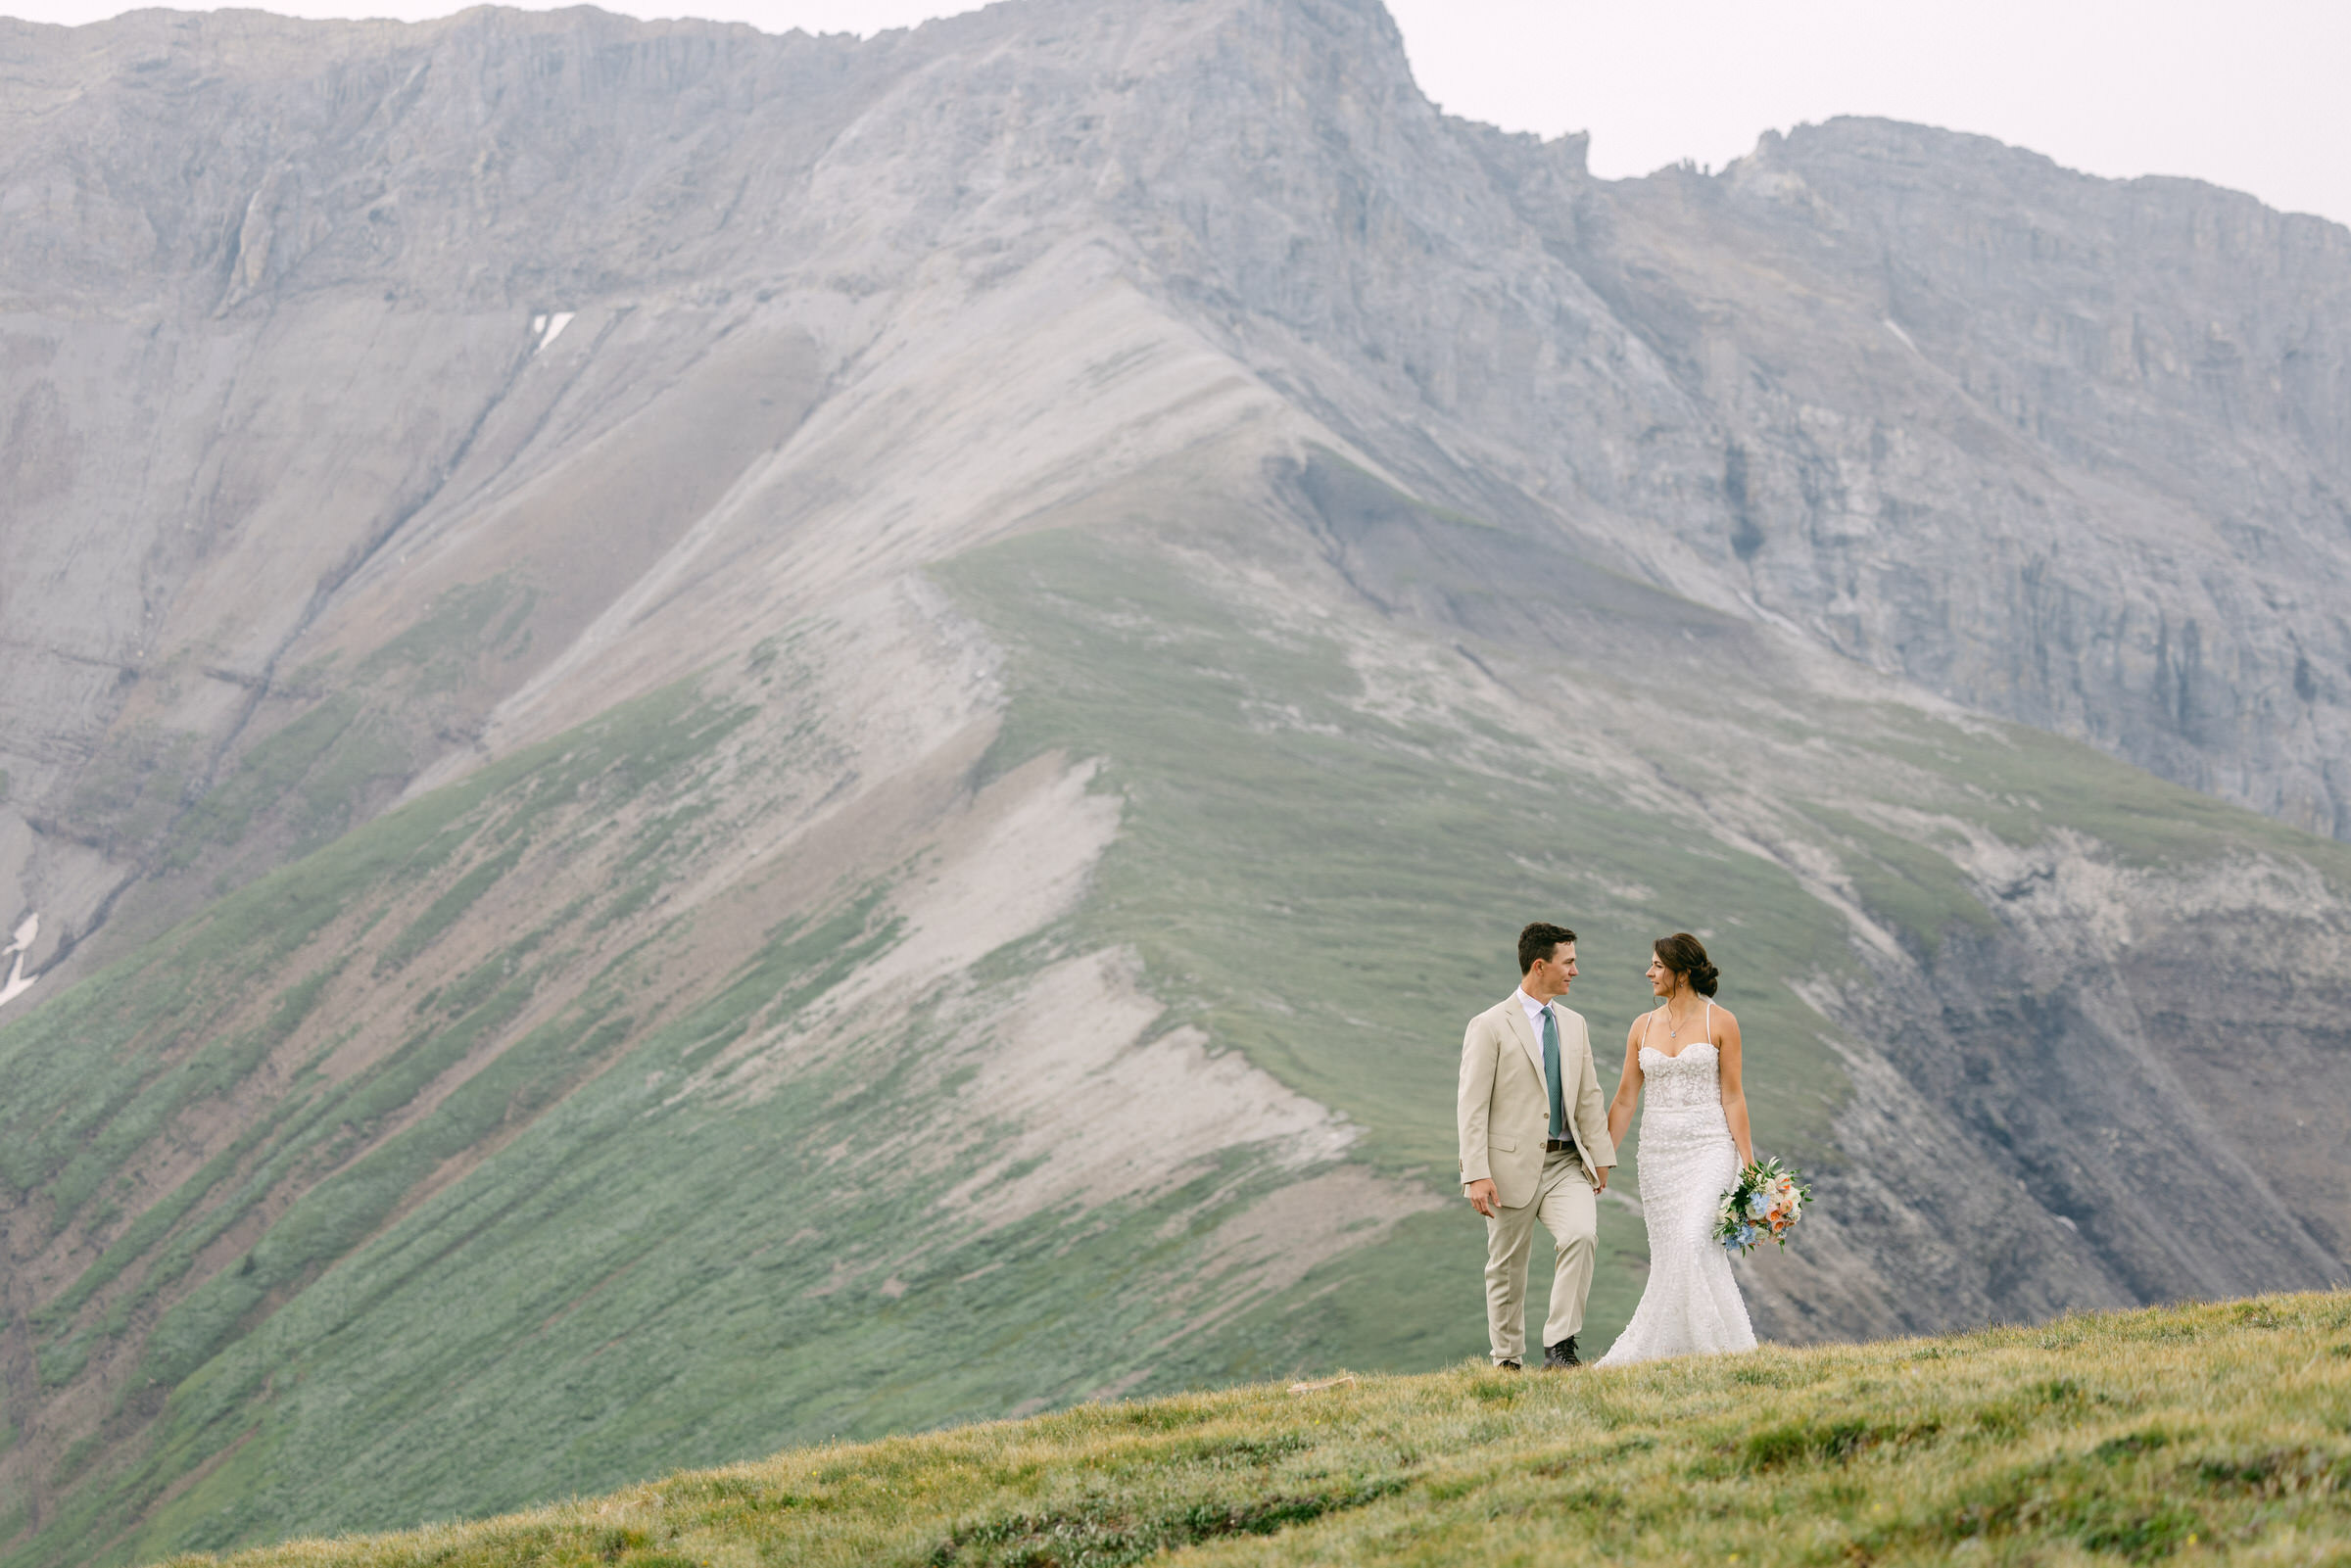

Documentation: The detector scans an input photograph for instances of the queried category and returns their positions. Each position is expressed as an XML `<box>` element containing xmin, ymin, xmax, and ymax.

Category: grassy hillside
<box><xmin>0</xmin><ymin>645</ymin><xmax>1473</xmax><ymax>1565</ymax></box>
<box><xmin>163</xmin><ymin>1291</ymin><xmax>2351</xmax><ymax>1566</ymax></box>
<box><xmin>11</xmin><ymin>460</ymin><xmax>2350</xmax><ymax>1565</ymax></box>
<box><xmin>936</xmin><ymin>512</ymin><xmax>1867</xmax><ymax>1370</ymax></box>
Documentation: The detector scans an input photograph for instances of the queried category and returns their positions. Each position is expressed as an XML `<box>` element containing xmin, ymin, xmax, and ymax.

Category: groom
<box><xmin>1458</xmin><ymin>922</ymin><xmax>1615</xmax><ymax>1369</ymax></box>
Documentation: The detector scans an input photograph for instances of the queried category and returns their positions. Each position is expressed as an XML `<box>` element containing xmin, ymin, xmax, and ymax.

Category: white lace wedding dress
<box><xmin>1597</xmin><ymin>1008</ymin><xmax>1757</xmax><ymax>1365</ymax></box>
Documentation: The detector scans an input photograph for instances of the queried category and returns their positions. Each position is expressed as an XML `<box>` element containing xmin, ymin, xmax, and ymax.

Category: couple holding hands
<box><xmin>1457</xmin><ymin>922</ymin><xmax>1759</xmax><ymax>1369</ymax></box>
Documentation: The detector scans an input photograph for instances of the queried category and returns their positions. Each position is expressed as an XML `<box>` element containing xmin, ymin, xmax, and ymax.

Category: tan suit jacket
<box><xmin>1458</xmin><ymin>993</ymin><xmax>1616</xmax><ymax>1209</ymax></box>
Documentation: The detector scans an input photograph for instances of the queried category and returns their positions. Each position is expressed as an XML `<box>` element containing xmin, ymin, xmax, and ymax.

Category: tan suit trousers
<box><xmin>1482</xmin><ymin>1147</ymin><xmax>1596</xmax><ymax>1363</ymax></box>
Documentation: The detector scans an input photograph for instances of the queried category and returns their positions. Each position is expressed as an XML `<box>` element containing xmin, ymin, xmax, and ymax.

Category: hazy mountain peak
<box><xmin>1</xmin><ymin>5</ymin><xmax>2347</xmax><ymax>1561</ymax></box>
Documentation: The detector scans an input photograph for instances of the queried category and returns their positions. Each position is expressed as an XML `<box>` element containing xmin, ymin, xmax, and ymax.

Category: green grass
<box><xmin>936</xmin><ymin>520</ymin><xmax>1862</xmax><ymax>1330</ymax></box>
<box><xmin>938</xmin><ymin>525</ymin><xmax>1861</xmax><ymax>1175</ymax></box>
<box><xmin>930</xmin><ymin>508</ymin><xmax>2351</xmax><ymax>1421</ymax></box>
<box><xmin>0</xmin><ymin>679</ymin><xmax>823</xmax><ymax>1565</ymax></box>
<box><xmin>161</xmin><ymin>1291</ymin><xmax>2351</xmax><ymax>1567</ymax></box>
<box><xmin>160</xmin><ymin>579</ymin><xmax>534</xmax><ymax>872</ymax></box>
<box><xmin>68</xmin><ymin>722</ymin><xmax>200</xmax><ymax>853</ymax></box>
<box><xmin>17</xmin><ymin>499</ymin><xmax>2351</xmax><ymax>1568</ymax></box>
<box><xmin>1792</xmin><ymin>804</ymin><xmax>2002</xmax><ymax>954</ymax></box>
<box><xmin>1865</xmin><ymin>708</ymin><xmax>2351</xmax><ymax>879</ymax></box>
<box><xmin>16</xmin><ymin>645</ymin><xmax>1542</xmax><ymax>1568</ymax></box>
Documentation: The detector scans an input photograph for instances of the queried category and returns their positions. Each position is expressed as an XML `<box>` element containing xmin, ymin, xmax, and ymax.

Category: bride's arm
<box><xmin>1716</xmin><ymin>1012</ymin><xmax>1754</xmax><ymax>1166</ymax></box>
<box><xmin>1605</xmin><ymin>1022</ymin><xmax>1644</xmax><ymax>1148</ymax></box>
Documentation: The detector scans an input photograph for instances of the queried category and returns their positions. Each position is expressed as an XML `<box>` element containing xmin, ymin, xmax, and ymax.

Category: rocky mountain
<box><xmin>0</xmin><ymin>0</ymin><xmax>2345</xmax><ymax>1561</ymax></box>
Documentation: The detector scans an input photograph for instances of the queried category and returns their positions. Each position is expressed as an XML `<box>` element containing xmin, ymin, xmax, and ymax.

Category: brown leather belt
<box><xmin>1546</xmin><ymin>1138</ymin><xmax>1577</xmax><ymax>1154</ymax></box>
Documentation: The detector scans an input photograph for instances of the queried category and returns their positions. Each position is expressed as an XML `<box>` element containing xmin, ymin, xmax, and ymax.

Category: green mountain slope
<box><xmin>6</xmin><ymin>7</ymin><xmax>2351</xmax><ymax>1555</ymax></box>
<box><xmin>165</xmin><ymin>1291</ymin><xmax>2351</xmax><ymax>1567</ymax></box>
<box><xmin>6</xmin><ymin>439</ymin><xmax>2351</xmax><ymax>1565</ymax></box>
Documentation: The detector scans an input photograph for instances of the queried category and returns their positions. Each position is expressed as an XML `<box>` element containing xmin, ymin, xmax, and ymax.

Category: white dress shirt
<box><xmin>1515</xmin><ymin>988</ymin><xmax>1570</xmax><ymax>1144</ymax></box>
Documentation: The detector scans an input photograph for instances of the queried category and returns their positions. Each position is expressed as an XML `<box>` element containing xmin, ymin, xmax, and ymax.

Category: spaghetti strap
<box><xmin>1703</xmin><ymin>999</ymin><xmax>1714</xmax><ymax>1039</ymax></box>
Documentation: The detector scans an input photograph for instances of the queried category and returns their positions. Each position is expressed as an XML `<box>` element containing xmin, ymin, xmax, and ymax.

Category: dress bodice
<box><xmin>1638</xmin><ymin>1041</ymin><xmax>1723</xmax><ymax>1117</ymax></box>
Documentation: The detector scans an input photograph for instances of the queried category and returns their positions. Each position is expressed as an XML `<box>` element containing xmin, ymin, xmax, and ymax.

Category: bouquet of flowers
<box><xmin>1714</xmin><ymin>1157</ymin><xmax>1811</xmax><ymax>1257</ymax></box>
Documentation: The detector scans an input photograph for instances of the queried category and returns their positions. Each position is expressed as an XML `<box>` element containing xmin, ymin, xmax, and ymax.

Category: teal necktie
<box><xmin>1542</xmin><ymin>1006</ymin><xmax>1568</xmax><ymax>1142</ymax></box>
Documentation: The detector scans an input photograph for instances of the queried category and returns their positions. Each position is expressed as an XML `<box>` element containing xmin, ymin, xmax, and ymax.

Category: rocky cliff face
<box><xmin>1053</xmin><ymin>1</ymin><xmax>2351</xmax><ymax>838</ymax></box>
<box><xmin>0</xmin><ymin>2</ymin><xmax>2346</xmax><ymax>1562</ymax></box>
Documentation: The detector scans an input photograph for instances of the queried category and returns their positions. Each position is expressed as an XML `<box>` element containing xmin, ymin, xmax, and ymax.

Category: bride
<box><xmin>1596</xmin><ymin>932</ymin><xmax>1758</xmax><ymax>1364</ymax></box>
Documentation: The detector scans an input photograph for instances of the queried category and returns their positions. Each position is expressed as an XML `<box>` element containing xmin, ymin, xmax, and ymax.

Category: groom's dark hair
<box><xmin>1517</xmin><ymin>922</ymin><xmax>1577</xmax><ymax>974</ymax></box>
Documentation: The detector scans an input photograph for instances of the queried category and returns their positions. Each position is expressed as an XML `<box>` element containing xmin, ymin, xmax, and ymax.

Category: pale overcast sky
<box><xmin>9</xmin><ymin>0</ymin><xmax>2347</xmax><ymax>228</ymax></box>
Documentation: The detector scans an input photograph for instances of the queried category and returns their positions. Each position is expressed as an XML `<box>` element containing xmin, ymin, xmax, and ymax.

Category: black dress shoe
<box><xmin>1495</xmin><ymin>1358</ymin><xmax>1522</xmax><ymax>1371</ymax></box>
<box><xmin>1542</xmin><ymin>1336</ymin><xmax>1580</xmax><ymax>1369</ymax></box>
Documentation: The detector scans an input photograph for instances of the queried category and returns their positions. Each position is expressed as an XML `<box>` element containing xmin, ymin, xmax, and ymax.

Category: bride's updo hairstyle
<box><xmin>1654</xmin><ymin>932</ymin><xmax>1720</xmax><ymax>997</ymax></box>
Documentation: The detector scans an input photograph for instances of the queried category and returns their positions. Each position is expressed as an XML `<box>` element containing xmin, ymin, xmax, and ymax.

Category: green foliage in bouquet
<box><xmin>1716</xmin><ymin>1157</ymin><xmax>1811</xmax><ymax>1256</ymax></box>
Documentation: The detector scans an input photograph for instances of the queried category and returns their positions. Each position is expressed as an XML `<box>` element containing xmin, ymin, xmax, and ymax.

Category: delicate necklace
<box><xmin>1664</xmin><ymin>998</ymin><xmax>1697</xmax><ymax>1039</ymax></box>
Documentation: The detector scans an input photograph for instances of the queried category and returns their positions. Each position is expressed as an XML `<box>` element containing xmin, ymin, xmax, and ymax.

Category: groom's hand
<box><xmin>1465</xmin><ymin>1178</ymin><xmax>1499</xmax><ymax>1217</ymax></box>
<box><xmin>1593</xmin><ymin>1164</ymin><xmax>1611</xmax><ymax>1192</ymax></box>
